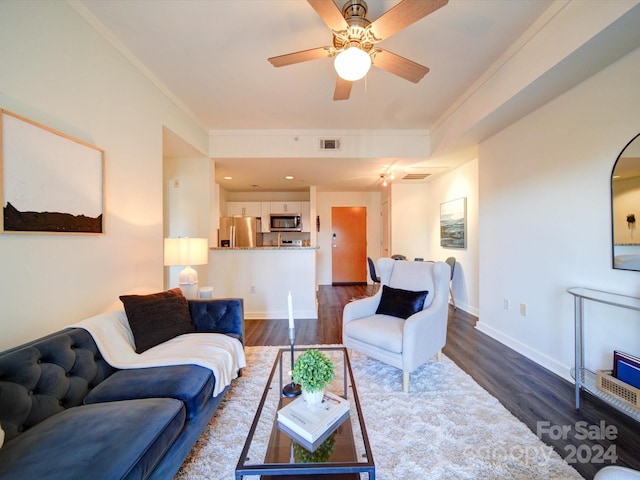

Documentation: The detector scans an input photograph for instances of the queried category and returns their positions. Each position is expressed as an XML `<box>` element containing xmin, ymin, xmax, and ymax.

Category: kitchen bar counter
<box><xmin>208</xmin><ymin>247</ymin><xmax>317</xmax><ymax>320</ymax></box>
<box><xmin>210</xmin><ymin>246</ymin><xmax>318</xmax><ymax>250</ymax></box>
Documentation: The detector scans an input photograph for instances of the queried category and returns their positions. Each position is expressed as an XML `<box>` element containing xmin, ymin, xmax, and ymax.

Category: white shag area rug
<box><xmin>175</xmin><ymin>346</ymin><xmax>583</xmax><ymax>480</ymax></box>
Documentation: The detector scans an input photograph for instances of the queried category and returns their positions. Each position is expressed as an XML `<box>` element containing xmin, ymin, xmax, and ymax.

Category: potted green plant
<box><xmin>293</xmin><ymin>433</ymin><xmax>336</xmax><ymax>462</ymax></box>
<box><xmin>293</xmin><ymin>349</ymin><xmax>335</xmax><ymax>405</ymax></box>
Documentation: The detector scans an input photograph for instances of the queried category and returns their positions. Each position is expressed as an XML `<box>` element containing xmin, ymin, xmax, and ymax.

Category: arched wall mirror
<box><xmin>612</xmin><ymin>133</ymin><xmax>640</xmax><ymax>271</ymax></box>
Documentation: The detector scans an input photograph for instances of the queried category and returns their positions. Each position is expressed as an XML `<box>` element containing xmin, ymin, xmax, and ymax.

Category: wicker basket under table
<box><xmin>596</xmin><ymin>370</ymin><xmax>640</xmax><ymax>412</ymax></box>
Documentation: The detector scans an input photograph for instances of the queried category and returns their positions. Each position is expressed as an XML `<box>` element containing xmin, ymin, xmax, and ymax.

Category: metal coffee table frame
<box><xmin>235</xmin><ymin>346</ymin><xmax>375</xmax><ymax>479</ymax></box>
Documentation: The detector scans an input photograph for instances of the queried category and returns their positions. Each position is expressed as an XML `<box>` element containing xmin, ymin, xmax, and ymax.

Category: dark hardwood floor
<box><xmin>245</xmin><ymin>285</ymin><xmax>640</xmax><ymax>480</ymax></box>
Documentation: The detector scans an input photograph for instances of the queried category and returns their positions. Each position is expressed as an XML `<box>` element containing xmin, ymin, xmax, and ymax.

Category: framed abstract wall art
<box><xmin>1</xmin><ymin>109</ymin><xmax>104</xmax><ymax>234</ymax></box>
<box><xmin>440</xmin><ymin>197</ymin><xmax>466</xmax><ymax>248</ymax></box>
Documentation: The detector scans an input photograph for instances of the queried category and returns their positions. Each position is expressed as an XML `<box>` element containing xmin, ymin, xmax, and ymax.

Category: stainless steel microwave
<box><xmin>270</xmin><ymin>214</ymin><xmax>302</xmax><ymax>232</ymax></box>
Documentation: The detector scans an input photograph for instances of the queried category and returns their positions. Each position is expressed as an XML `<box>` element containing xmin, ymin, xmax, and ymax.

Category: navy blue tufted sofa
<box><xmin>0</xmin><ymin>298</ymin><xmax>244</xmax><ymax>480</ymax></box>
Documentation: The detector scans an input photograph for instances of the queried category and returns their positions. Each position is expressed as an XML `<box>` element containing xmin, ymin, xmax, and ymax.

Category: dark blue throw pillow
<box><xmin>120</xmin><ymin>288</ymin><xmax>195</xmax><ymax>354</ymax></box>
<box><xmin>375</xmin><ymin>285</ymin><xmax>429</xmax><ymax>319</ymax></box>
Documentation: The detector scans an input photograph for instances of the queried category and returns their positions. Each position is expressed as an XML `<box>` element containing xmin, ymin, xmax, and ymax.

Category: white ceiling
<box><xmin>79</xmin><ymin>0</ymin><xmax>555</xmax><ymax>191</ymax></box>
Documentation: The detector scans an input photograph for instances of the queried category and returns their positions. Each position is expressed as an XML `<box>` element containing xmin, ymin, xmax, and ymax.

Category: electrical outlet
<box><xmin>520</xmin><ymin>303</ymin><xmax>527</xmax><ymax>316</ymax></box>
<box><xmin>503</xmin><ymin>298</ymin><xmax>510</xmax><ymax>311</ymax></box>
<box><xmin>250</xmin><ymin>285</ymin><xmax>255</xmax><ymax>294</ymax></box>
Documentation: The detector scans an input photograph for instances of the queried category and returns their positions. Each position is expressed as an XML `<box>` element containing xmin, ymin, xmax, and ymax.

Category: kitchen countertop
<box><xmin>210</xmin><ymin>246</ymin><xmax>318</xmax><ymax>250</ymax></box>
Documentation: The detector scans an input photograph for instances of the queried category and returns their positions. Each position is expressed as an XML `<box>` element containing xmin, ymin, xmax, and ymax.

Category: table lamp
<box><xmin>163</xmin><ymin>237</ymin><xmax>209</xmax><ymax>299</ymax></box>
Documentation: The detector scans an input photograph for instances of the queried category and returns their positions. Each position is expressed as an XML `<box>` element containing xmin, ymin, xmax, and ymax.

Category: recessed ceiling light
<box><xmin>285</xmin><ymin>175</ymin><xmax>294</xmax><ymax>180</ymax></box>
<box><xmin>224</xmin><ymin>176</ymin><xmax>232</xmax><ymax>180</ymax></box>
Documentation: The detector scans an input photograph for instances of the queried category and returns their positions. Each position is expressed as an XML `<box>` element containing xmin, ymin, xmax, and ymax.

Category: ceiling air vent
<box><xmin>319</xmin><ymin>138</ymin><xmax>341</xmax><ymax>150</ymax></box>
<box><xmin>402</xmin><ymin>173</ymin><xmax>430</xmax><ymax>180</ymax></box>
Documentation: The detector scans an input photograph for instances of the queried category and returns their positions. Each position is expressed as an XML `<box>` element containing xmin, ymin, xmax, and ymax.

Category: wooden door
<box><xmin>331</xmin><ymin>207</ymin><xmax>367</xmax><ymax>284</ymax></box>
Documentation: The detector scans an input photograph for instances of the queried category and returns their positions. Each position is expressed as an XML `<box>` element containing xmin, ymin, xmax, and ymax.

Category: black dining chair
<box><xmin>445</xmin><ymin>257</ymin><xmax>456</xmax><ymax>310</ymax></box>
<box><xmin>367</xmin><ymin>257</ymin><xmax>380</xmax><ymax>284</ymax></box>
<box><xmin>351</xmin><ymin>257</ymin><xmax>381</xmax><ymax>301</ymax></box>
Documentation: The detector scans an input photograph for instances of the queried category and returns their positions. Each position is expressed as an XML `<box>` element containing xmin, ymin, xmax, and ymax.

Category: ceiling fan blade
<box><xmin>307</xmin><ymin>0</ymin><xmax>349</xmax><ymax>32</ymax></box>
<box><xmin>333</xmin><ymin>76</ymin><xmax>352</xmax><ymax>101</ymax></box>
<box><xmin>369</xmin><ymin>0</ymin><xmax>448</xmax><ymax>41</ymax></box>
<box><xmin>372</xmin><ymin>49</ymin><xmax>429</xmax><ymax>83</ymax></box>
<box><xmin>268</xmin><ymin>47</ymin><xmax>332</xmax><ymax>67</ymax></box>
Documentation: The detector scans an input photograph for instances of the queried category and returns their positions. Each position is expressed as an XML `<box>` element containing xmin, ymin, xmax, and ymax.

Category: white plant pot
<box><xmin>302</xmin><ymin>388</ymin><xmax>324</xmax><ymax>406</ymax></box>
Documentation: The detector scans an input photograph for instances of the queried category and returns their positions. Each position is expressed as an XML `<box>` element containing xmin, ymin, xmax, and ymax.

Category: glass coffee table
<box><xmin>235</xmin><ymin>346</ymin><xmax>375</xmax><ymax>479</ymax></box>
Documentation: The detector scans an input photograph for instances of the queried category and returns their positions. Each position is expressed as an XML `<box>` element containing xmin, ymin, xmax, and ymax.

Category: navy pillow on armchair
<box><xmin>375</xmin><ymin>285</ymin><xmax>429</xmax><ymax>320</ymax></box>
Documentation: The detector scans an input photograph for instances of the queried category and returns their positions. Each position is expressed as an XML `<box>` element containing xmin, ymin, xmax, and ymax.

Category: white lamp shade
<box><xmin>334</xmin><ymin>47</ymin><xmax>372</xmax><ymax>81</ymax></box>
<box><xmin>164</xmin><ymin>237</ymin><xmax>209</xmax><ymax>266</ymax></box>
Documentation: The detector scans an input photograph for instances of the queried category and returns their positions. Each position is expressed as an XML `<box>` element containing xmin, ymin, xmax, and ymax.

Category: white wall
<box><xmin>316</xmin><ymin>191</ymin><xmax>381</xmax><ymax>285</ymax></box>
<box><xmin>477</xmin><ymin>46</ymin><xmax>640</xmax><ymax>381</ymax></box>
<box><xmin>0</xmin><ymin>2</ymin><xmax>208</xmax><ymax>350</ymax></box>
<box><xmin>385</xmin><ymin>160</ymin><xmax>479</xmax><ymax>315</ymax></box>
<box><xmin>389</xmin><ymin>183</ymin><xmax>429</xmax><ymax>260</ymax></box>
<box><xmin>210</xmin><ymin>130</ymin><xmax>429</xmax><ymax>159</ymax></box>
<box><xmin>426</xmin><ymin>160</ymin><xmax>479</xmax><ymax>315</ymax></box>
<box><xmin>163</xmin><ymin>156</ymin><xmax>213</xmax><ymax>290</ymax></box>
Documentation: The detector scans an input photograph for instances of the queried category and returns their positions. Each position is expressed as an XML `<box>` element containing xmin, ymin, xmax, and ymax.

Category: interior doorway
<box><xmin>331</xmin><ymin>206</ymin><xmax>367</xmax><ymax>284</ymax></box>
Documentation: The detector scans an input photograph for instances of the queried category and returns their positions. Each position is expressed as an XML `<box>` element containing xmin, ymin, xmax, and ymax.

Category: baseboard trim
<box><xmin>449</xmin><ymin>301</ymin><xmax>479</xmax><ymax>317</ymax></box>
<box><xmin>244</xmin><ymin>310</ymin><xmax>318</xmax><ymax>320</ymax></box>
<box><xmin>475</xmin><ymin>321</ymin><xmax>573</xmax><ymax>383</ymax></box>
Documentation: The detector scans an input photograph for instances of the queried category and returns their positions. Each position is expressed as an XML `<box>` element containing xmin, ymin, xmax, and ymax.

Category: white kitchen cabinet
<box><xmin>270</xmin><ymin>202</ymin><xmax>301</xmax><ymax>214</ymax></box>
<box><xmin>227</xmin><ymin>202</ymin><xmax>261</xmax><ymax>217</ymax></box>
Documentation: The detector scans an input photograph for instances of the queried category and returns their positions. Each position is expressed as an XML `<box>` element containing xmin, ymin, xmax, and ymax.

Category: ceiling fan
<box><xmin>268</xmin><ymin>0</ymin><xmax>448</xmax><ymax>101</ymax></box>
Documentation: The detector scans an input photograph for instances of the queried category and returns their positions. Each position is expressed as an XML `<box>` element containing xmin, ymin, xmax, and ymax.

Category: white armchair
<box><xmin>342</xmin><ymin>258</ymin><xmax>451</xmax><ymax>392</ymax></box>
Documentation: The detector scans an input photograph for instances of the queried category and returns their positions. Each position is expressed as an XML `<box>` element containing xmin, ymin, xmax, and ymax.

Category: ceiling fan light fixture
<box><xmin>334</xmin><ymin>46</ymin><xmax>371</xmax><ymax>81</ymax></box>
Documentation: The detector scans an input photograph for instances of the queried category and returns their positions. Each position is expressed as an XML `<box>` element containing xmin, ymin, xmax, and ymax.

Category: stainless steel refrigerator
<box><xmin>219</xmin><ymin>217</ymin><xmax>262</xmax><ymax>247</ymax></box>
